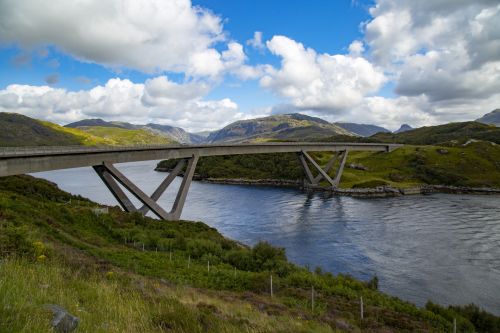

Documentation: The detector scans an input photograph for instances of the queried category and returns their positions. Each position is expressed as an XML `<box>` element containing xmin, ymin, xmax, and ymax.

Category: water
<box><xmin>34</xmin><ymin>160</ymin><xmax>500</xmax><ymax>314</ymax></box>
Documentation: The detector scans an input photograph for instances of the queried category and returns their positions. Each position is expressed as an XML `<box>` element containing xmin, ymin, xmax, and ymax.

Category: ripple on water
<box><xmin>34</xmin><ymin>162</ymin><xmax>500</xmax><ymax>315</ymax></box>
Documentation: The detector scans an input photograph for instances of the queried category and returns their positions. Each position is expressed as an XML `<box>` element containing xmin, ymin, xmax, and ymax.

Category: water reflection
<box><xmin>35</xmin><ymin>160</ymin><xmax>500</xmax><ymax>314</ymax></box>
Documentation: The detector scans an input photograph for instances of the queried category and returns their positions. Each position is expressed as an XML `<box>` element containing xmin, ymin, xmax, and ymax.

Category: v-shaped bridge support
<box><xmin>93</xmin><ymin>155</ymin><xmax>199</xmax><ymax>220</ymax></box>
<box><xmin>297</xmin><ymin>150</ymin><xmax>348</xmax><ymax>188</ymax></box>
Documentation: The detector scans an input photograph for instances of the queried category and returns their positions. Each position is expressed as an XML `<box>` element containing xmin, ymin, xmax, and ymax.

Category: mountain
<box><xmin>371</xmin><ymin>121</ymin><xmax>500</xmax><ymax>145</ymax></box>
<box><xmin>476</xmin><ymin>109</ymin><xmax>500</xmax><ymax>126</ymax></box>
<box><xmin>394</xmin><ymin>124</ymin><xmax>413</xmax><ymax>133</ymax></box>
<box><xmin>0</xmin><ymin>112</ymin><xmax>99</xmax><ymax>146</ymax></box>
<box><xmin>207</xmin><ymin>113</ymin><xmax>355</xmax><ymax>143</ymax></box>
<box><xmin>145</xmin><ymin>123</ymin><xmax>205</xmax><ymax>144</ymax></box>
<box><xmin>335</xmin><ymin>122</ymin><xmax>390</xmax><ymax>137</ymax></box>
<box><xmin>0</xmin><ymin>113</ymin><xmax>174</xmax><ymax>147</ymax></box>
<box><xmin>66</xmin><ymin>118</ymin><xmax>203</xmax><ymax>144</ymax></box>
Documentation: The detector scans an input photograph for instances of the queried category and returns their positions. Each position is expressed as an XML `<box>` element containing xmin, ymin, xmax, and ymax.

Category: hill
<box><xmin>371</xmin><ymin>121</ymin><xmax>500</xmax><ymax>145</ymax></box>
<box><xmin>1</xmin><ymin>175</ymin><xmax>498</xmax><ymax>332</ymax></box>
<box><xmin>0</xmin><ymin>113</ymin><xmax>110</xmax><ymax>146</ymax></box>
<box><xmin>0</xmin><ymin>113</ymin><xmax>176</xmax><ymax>147</ymax></box>
<box><xmin>207</xmin><ymin>113</ymin><xmax>355</xmax><ymax>143</ymax></box>
<box><xmin>66</xmin><ymin>118</ymin><xmax>204</xmax><ymax>144</ymax></box>
<box><xmin>477</xmin><ymin>109</ymin><xmax>500</xmax><ymax>126</ymax></box>
<box><xmin>335</xmin><ymin>122</ymin><xmax>389</xmax><ymax>137</ymax></box>
<box><xmin>157</xmin><ymin>141</ymin><xmax>500</xmax><ymax>189</ymax></box>
<box><xmin>75</xmin><ymin>126</ymin><xmax>175</xmax><ymax>145</ymax></box>
<box><xmin>394</xmin><ymin>124</ymin><xmax>413</xmax><ymax>133</ymax></box>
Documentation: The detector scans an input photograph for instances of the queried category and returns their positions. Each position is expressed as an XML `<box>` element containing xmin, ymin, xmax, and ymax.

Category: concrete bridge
<box><xmin>0</xmin><ymin>142</ymin><xmax>400</xmax><ymax>220</ymax></box>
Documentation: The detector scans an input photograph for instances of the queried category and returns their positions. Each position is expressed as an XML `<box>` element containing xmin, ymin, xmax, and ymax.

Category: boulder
<box><xmin>45</xmin><ymin>304</ymin><xmax>79</xmax><ymax>333</ymax></box>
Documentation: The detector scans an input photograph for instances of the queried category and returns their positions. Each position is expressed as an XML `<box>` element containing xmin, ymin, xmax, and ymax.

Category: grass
<box><xmin>78</xmin><ymin>126</ymin><xmax>175</xmax><ymax>145</ymax></box>
<box><xmin>3</xmin><ymin>175</ymin><xmax>498</xmax><ymax>331</ymax></box>
<box><xmin>157</xmin><ymin>141</ymin><xmax>500</xmax><ymax>189</ymax></box>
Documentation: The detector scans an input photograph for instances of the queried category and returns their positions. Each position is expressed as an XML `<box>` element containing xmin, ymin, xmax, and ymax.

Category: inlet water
<box><xmin>35</xmin><ymin>160</ymin><xmax>500</xmax><ymax>314</ymax></box>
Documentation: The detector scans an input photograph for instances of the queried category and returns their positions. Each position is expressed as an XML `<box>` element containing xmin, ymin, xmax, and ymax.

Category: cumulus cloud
<box><xmin>0</xmin><ymin>0</ymin><xmax>250</xmax><ymax>78</ymax></box>
<box><xmin>0</xmin><ymin>77</ymin><xmax>244</xmax><ymax>132</ymax></box>
<box><xmin>263</xmin><ymin>0</ymin><xmax>500</xmax><ymax>128</ymax></box>
<box><xmin>260</xmin><ymin>35</ymin><xmax>386</xmax><ymax>112</ymax></box>
<box><xmin>365</xmin><ymin>1</ymin><xmax>500</xmax><ymax>108</ymax></box>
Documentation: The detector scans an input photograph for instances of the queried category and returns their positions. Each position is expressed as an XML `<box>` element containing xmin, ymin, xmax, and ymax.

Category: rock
<box><xmin>437</xmin><ymin>148</ymin><xmax>449</xmax><ymax>155</ymax></box>
<box><xmin>335</xmin><ymin>319</ymin><xmax>352</xmax><ymax>330</ymax></box>
<box><xmin>45</xmin><ymin>304</ymin><xmax>79</xmax><ymax>333</ymax></box>
<box><xmin>347</xmin><ymin>163</ymin><xmax>369</xmax><ymax>171</ymax></box>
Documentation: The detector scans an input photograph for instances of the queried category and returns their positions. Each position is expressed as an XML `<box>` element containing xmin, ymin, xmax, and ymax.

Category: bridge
<box><xmin>0</xmin><ymin>142</ymin><xmax>400</xmax><ymax>220</ymax></box>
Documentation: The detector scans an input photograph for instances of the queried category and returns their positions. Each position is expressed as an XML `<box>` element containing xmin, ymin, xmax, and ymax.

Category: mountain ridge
<box><xmin>66</xmin><ymin>118</ymin><xmax>203</xmax><ymax>144</ymax></box>
<box><xmin>476</xmin><ymin>109</ymin><xmax>500</xmax><ymax>126</ymax></box>
<box><xmin>207</xmin><ymin>113</ymin><xmax>355</xmax><ymax>143</ymax></box>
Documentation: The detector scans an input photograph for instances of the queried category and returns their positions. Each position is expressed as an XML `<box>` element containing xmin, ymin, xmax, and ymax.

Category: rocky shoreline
<box><xmin>200</xmin><ymin>178</ymin><xmax>500</xmax><ymax>197</ymax></box>
<box><xmin>155</xmin><ymin>166</ymin><xmax>500</xmax><ymax>197</ymax></box>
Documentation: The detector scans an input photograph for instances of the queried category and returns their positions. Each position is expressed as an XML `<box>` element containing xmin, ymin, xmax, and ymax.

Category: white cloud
<box><xmin>0</xmin><ymin>77</ymin><xmax>243</xmax><ymax>132</ymax></box>
<box><xmin>260</xmin><ymin>35</ymin><xmax>386</xmax><ymax>112</ymax></box>
<box><xmin>0</xmin><ymin>0</ymin><xmax>249</xmax><ymax>78</ymax></box>
<box><xmin>246</xmin><ymin>31</ymin><xmax>265</xmax><ymax>50</ymax></box>
<box><xmin>365</xmin><ymin>1</ymin><xmax>500</xmax><ymax>106</ymax></box>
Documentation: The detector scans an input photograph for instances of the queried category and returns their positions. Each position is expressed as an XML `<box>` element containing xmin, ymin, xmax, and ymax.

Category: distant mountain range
<box><xmin>1</xmin><ymin>109</ymin><xmax>499</xmax><ymax>147</ymax></box>
<box><xmin>476</xmin><ymin>109</ymin><xmax>500</xmax><ymax>126</ymax></box>
<box><xmin>206</xmin><ymin>113</ymin><xmax>355</xmax><ymax>143</ymax></box>
<box><xmin>65</xmin><ymin>118</ymin><xmax>204</xmax><ymax>144</ymax></box>
<box><xmin>394</xmin><ymin>124</ymin><xmax>413</xmax><ymax>133</ymax></box>
<box><xmin>0</xmin><ymin>113</ymin><xmax>175</xmax><ymax>147</ymax></box>
<box><xmin>371</xmin><ymin>121</ymin><xmax>500</xmax><ymax>145</ymax></box>
<box><xmin>334</xmin><ymin>122</ymin><xmax>390</xmax><ymax>136</ymax></box>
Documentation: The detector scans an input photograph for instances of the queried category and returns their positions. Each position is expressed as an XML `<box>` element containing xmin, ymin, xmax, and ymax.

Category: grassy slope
<box><xmin>0</xmin><ymin>113</ymin><xmax>84</xmax><ymax>147</ymax></box>
<box><xmin>371</xmin><ymin>122</ymin><xmax>500</xmax><ymax>145</ymax></box>
<box><xmin>0</xmin><ymin>112</ymin><xmax>175</xmax><ymax>147</ymax></box>
<box><xmin>3</xmin><ymin>176</ymin><xmax>498</xmax><ymax>332</ymax></box>
<box><xmin>78</xmin><ymin>126</ymin><xmax>175</xmax><ymax>145</ymax></box>
<box><xmin>157</xmin><ymin>141</ymin><xmax>500</xmax><ymax>188</ymax></box>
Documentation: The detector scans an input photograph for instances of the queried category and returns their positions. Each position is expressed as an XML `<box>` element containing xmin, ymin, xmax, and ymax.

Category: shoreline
<box><xmin>155</xmin><ymin>167</ymin><xmax>500</xmax><ymax>197</ymax></box>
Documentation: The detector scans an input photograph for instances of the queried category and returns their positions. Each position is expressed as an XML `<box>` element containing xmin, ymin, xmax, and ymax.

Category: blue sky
<box><xmin>0</xmin><ymin>0</ymin><xmax>498</xmax><ymax>131</ymax></box>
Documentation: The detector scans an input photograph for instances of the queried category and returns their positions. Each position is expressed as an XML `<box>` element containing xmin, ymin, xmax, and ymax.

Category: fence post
<box><xmin>360</xmin><ymin>296</ymin><xmax>364</xmax><ymax>320</ymax></box>
<box><xmin>311</xmin><ymin>286</ymin><xmax>315</xmax><ymax>312</ymax></box>
<box><xmin>187</xmin><ymin>255</ymin><xmax>190</xmax><ymax>269</ymax></box>
<box><xmin>453</xmin><ymin>318</ymin><xmax>456</xmax><ymax>333</ymax></box>
<box><xmin>270</xmin><ymin>275</ymin><xmax>273</xmax><ymax>297</ymax></box>
<box><xmin>207</xmin><ymin>260</ymin><xmax>210</xmax><ymax>273</ymax></box>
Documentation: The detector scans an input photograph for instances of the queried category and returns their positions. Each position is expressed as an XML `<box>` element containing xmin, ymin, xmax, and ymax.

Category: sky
<box><xmin>0</xmin><ymin>0</ymin><xmax>499</xmax><ymax>132</ymax></box>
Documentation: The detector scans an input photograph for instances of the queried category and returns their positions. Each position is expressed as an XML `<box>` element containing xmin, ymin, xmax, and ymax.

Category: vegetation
<box><xmin>157</xmin><ymin>141</ymin><xmax>500</xmax><ymax>188</ymax></box>
<box><xmin>76</xmin><ymin>126</ymin><xmax>175</xmax><ymax>145</ymax></box>
<box><xmin>2</xmin><ymin>175</ymin><xmax>498</xmax><ymax>332</ymax></box>
<box><xmin>0</xmin><ymin>113</ymin><xmax>84</xmax><ymax>146</ymax></box>
<box><xmin>207</xmin><ymin>113</ymin><xmax>353</xmax><ymax>143</ymax></box>
<box><xmin>370</xmin><ymin>121</ymin><xmax>500</xmax><ymax>145</ymax></box>
<box><xmin>0</xmin><ymin>112</ymin><xmax>176</xmax><ymax>147</ymax></box>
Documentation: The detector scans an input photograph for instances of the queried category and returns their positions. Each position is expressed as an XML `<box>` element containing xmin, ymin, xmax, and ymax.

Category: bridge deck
<box><xmin>0</xmin><ymin>142</ymin><xmax>401</xmax><ymax>177</ymax></box>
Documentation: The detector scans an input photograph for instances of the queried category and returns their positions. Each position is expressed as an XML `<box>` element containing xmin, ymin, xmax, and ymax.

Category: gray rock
<box><xmin>45</xmin><ymin>304</ymin><xmax>79</xmax><ymax>333</ymax></box>
<box><xmin>347</xmin><ymin>163</ymin><xmax>369</xmax><ymax>171</ymax></box>
<box><xmin>437</xmin><ymin>148</ymin><xmax>449</xmax><ymax>154</ymax></box>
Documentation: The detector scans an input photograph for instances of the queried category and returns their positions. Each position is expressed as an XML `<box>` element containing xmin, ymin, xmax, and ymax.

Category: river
<box><xmin>34</xmin><ymin>160</ymin><xmax>500</xmax><ymax>314</ymax></box>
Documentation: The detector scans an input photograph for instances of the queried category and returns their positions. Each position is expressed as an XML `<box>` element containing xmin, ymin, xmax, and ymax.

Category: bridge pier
<box><xmin>93</xmin><ymin>154</ymin><xmax>199</xmax><ymax>221</ymax></box>
<box><xmin>297</xmin><ymin>150</ymin><xmax>348</xmax><ymax>188</ymax></box>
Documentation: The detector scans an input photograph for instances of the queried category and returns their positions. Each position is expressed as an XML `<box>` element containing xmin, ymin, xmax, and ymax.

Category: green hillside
<box><xmin>0</xmin><ymin>113</ymin><xmax>85</xmax><ymax>146</ymax></box>
<box><xmin>76</xmin><ymin>126</ymin><xmax>175</xmax><ymax>145</ymax></box>
<box><xmin>0</xmin><ymin>112</ymin><xmax>175</xmax><ymax>147</ymax></box>
<box><xmin>1</xmin><ymin>175</ymin><xmax>498</xmax><ymax>332</ymax></box>
<box><xmin>370</xmin><ymin>121</ymin><xmax>500</xmax><ymax>145</ymax></box>
<box><xmin>207</xmin><ymin>113</ymin><xmax>355</xmax><ymax>143</ymax></box>
<box><xmin>157</xmin><ymin>141</ymin><xmax>500</xmax><ymax>189</ymax></box>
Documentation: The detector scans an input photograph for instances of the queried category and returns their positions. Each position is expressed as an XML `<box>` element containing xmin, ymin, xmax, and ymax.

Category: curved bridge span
<box><xmin>0</xmin><ymin>142</ymin><xmax>401</xmax><ymax>220</ymax></box>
